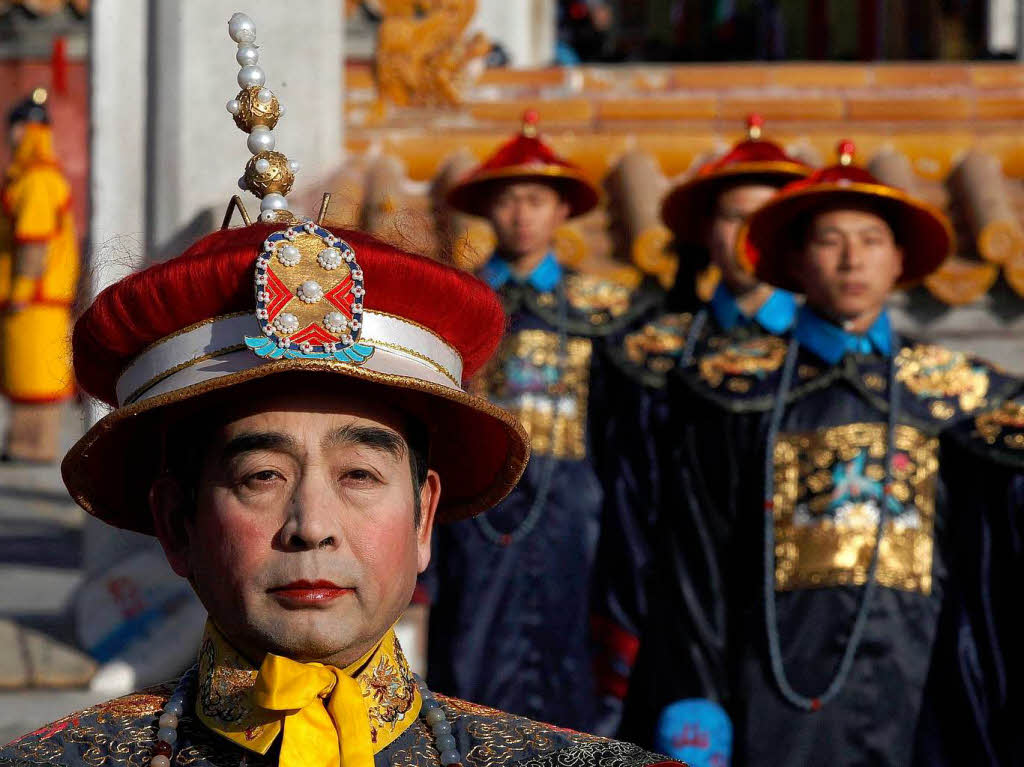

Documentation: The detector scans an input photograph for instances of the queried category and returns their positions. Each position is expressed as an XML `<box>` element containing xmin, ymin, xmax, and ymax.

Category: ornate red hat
<box><xmin>660</xmin><ymin>115</ymin><xmax>811</xmax><ymax>243</ymax></box>
<box><xmin>740</xmin><ymin>140</ymin><xmax>954</xmax><ymax>292</ymax></box>
<box><xmin>446</xmin><ymin>110</ymin><xmax>600</xmax><ymax>219</ymax></box>
<box><xmin>61</xmin><ymin>15</ymin><xmax>528</xmax><ymax>535</ymax></box>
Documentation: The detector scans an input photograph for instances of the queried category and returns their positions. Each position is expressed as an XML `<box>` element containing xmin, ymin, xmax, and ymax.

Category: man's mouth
<box><xmin>267</xmin><ymin>580</ymin><xmax>353</xmax><ymax>605</ymax></box>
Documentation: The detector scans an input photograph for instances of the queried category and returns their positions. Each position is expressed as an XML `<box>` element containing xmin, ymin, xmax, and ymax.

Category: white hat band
<box><xmin>116</xmin><ymin>311</ymin><xmax>464</xmax><ymax>407</ymax></box>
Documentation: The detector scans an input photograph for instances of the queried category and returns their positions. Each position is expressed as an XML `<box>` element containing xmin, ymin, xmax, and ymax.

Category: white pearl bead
<box><xmin>159</xmin><ymin>712</ymin><xmax>179</xmax><ymax>729</ymax></box>
<box><xmin>261</xmin><ymin>193</ymin><xmax>288</xmax><ymax>211</ymax></box>
<box><xmin>226</xmin><ymin>98</ymin><xmax>240</xmax><ymax>115</ymax></box>
<box><xmin>237</xmin><ymin>64</ymin><xmax>266</xmax><ymax>89</ymax></box>
<box><xmin>256</xmin><ymin>87</ymin><xmax>273</xmax><ymax>104</ymax></box>
<box><xmin>254</xmin><ymin>157</ymin><xmax>271</xmax><ymax>174</ymax></box>
<box><xmin>235</xmin><ymin>44</ymin><xmax>259</xmax><ymax>67</ymax></box>
<box><xmin>279</xmin><ymin>104</ymin><xmax>287</xmax><ymax>117</ymax></box>
<box><xmin>237</xmin><ymin>176</ymin><xmax>248</xmax><ymax>190</ymax></box>
<box><xmin>247</xmin><ymin>126</ymin><xmax>275</xmax><ymax>154</ymax></box>
<box><xmin>150</xmin><ymin>756</ymin><xmax>171</xmax><ymax>767</ymax></box>
<box><xmin>288</xmin><ymin>159</ymin><xmax>301</xmax><ymax>174</ymax></box>
<box><xmin>228</xmin><ymin>12</ymin><xmax>256</xmax><ymax>44</ymax></box>
<box><xmin>260</xmin><ymin>210</ymin><xmax>276</xmax><ymax>222</ymax></box>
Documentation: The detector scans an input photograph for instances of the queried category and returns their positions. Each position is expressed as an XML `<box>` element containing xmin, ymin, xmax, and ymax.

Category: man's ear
<box><xmin>556</xmin><ymin>198</ymin><xmax>570</xmax><ymax>225</ymax></box>
<box><xmin>891</xmin><ymin>244</ymin><xmax>905</xmax><ymax>286</ymax></box>
<box><xmin>415</xmin><ymin>469</ymin><xmax>441</xmax><ymax>574</ymax></box>
<box><xmin>150</xmin><ymin>475</ymin><xmax>193</xmax><ymax>578</ymax></box>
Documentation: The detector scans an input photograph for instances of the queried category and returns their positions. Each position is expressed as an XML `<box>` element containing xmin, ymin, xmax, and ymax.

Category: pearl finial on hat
<box><xmin>522</xmin><ymin>109</ymin><xmax>540</xmax><ymax>138</ymax></box>
<box><xmin>838</xmin><ymin>139</ymin><xmax>856</xmax><ymax>166</ymax></box>
<box><xmin>227</xmin><ymin>11</ymin><xmax>297</xmax><ymax>221</ymax></box>
<box><xmin>747</xmin><ymin>113</ymin><xmax>764</xmax><ymax>140</ymax></box>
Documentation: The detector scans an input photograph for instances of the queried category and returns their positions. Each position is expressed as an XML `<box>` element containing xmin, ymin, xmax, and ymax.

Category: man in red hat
<box><xmin>0</xmin><ymin>15</ymin><xmax>681</xmax><ymax>767</ymax></box>
<box><xmin>423</xmin><ymin>111</ymin><xmax>660</xmax><ymax>732</ymax></box>
<box><xmin>589</xmin><ymin>118</ymin><xmax>810</xmax><ymax>730</ymax></box>
<box><xmin>619</xmin><ymin>142</ymin><xmax>1023</xmax><ymax>766</ymax></box>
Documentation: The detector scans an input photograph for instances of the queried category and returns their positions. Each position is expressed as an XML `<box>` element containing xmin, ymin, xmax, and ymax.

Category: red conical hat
<box><xmin>446</xmin><ymin>110</ymin><xmax>600</xmax><ymax>219</ymax></box>
<box><xmin>63</xmin><ymin>222</ymin><xmax>529</xmax><ymax>534</ymax></box>
<box><xmin>660</xmin><ymin>115</ymin><xmax>811</xmax><ymax>244</ymax></box>
<box><xmin>740</xmin><ymin>140</ymin><xmax>953</xmax><ymax>292</ymax></box>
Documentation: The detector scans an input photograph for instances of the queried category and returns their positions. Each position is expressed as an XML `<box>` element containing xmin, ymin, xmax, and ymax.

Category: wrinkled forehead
<box><xmin>162</xmin><ymin>374</ymin><xmax>414</xmax><ymax>457</ymax></box>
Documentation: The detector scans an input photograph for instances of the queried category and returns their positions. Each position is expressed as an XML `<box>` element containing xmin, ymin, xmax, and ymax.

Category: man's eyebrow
<box><xmin>220</xmin><ymin>432</ymin><xmax>299</xmax><ymax>462</ymax></box>
<box><xmin>322</xmin><ymin>425</ymin><xmax>407</xmax><ymax>460</ymax></box>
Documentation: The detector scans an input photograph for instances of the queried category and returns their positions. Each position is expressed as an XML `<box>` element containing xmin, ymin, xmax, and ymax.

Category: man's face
<box><xmin>488</xmin><ymin>181</ymin><xmax>569</xmax><ymax>260</ymax></box>
<box><xmin>707</xmin><ymin>183</ymin><xmax>778</xmax><ymax>292</ymax></box>
<box><xmin>152</xmin><ymin>383</ymin><xmax>439</xmax><ymax>667</ymax></box>
<box><xmin>798</xmin><ymin>206</ymin><xmax>903</xmax><ymax>323</ymax></box>
<box><xmin>8</xmin><ymin>121</ymin><xmax>25</xmax><ymax>151</ymax></box>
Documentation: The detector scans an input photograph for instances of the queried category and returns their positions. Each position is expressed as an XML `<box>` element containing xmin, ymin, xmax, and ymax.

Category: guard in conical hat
<box><xmin>1</xmin><ymin>87</ymin><xmax>80</xmax><ymax>463</ymax></box>
<box><xmin>0</xmin><ymin>16</ymin><xmax>681</xmax><ymax>767</ymax></box>
<box><xmin>620</xmin><ymin>141</ymin><xmax>1023</xmax><ymax>765</ymax></box>
<box><xmin>590</xmin><ymin>118</ymin><xmax>809</xmax><ymax>737</ymax></box>
<box><xmin>426</xmin><ymin>110</ymin><xmax>660</xmax><ymax>732</ymax></box>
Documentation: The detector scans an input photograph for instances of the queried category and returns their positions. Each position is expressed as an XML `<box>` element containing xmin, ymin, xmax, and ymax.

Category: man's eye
<box><xmin>343</xmin><ymin>468</ymin><xmax>378</xmax><ymax>483</ymax></box>
<box><xmin>247</xmin><ymin>470</ymin><xmax>280</xmax><ymax>483</ymax></box>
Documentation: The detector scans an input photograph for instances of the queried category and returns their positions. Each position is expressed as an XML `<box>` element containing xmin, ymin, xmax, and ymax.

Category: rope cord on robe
<box><xmin>474</xmin><ymin>282</ymin><xmax>567</xmax><ymax>546</ymax></box>
<box><xmin>761</xmin><ymin>339</ymin><xmax>899</xmax><ymax>711</ymax></box>
<box><xmin>680</xmin><ymin>308</ymin><xmax>709</xmax><ymax>366</ymax></box>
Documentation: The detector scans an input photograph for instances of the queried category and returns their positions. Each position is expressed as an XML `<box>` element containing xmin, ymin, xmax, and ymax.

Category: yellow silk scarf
<box><xmin>195</xmin><ymin>620</ymin><xmax>421</xmax><ymax>767</ymax></box>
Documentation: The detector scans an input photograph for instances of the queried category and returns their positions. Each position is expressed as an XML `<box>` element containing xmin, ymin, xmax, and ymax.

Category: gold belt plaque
<box><xmin>772</xmin><ymin>422</ymin><xmax>938</xmax><ymax>594</ymax></box>
<box><xmin>472</xmin><ymin>329</ymin><xmax>592</xmax><ymax>460</ymax></box>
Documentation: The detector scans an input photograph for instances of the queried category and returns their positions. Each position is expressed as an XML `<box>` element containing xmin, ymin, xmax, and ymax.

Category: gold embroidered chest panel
<box><xmin>472</xmin><ymin>329</ymin><xmax>592</xmax><ymax>461</ymax></box>
<box><xmin>771</xmin><ymin>422</ymin><xmax>938</xmax><ymax>595</ymax></box>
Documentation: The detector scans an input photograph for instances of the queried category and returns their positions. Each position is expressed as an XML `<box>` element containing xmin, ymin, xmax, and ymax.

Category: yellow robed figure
<box><xmin>0</xmin><ymin>94</ymin><xmax>79</xmax><ymax>462</ymax></box>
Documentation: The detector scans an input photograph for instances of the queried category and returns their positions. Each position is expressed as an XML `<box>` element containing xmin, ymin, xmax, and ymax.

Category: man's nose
<box><xmin>278</xmin><ymin>474</ymin><xmax>342</xmax><ymax>551</ymax></box>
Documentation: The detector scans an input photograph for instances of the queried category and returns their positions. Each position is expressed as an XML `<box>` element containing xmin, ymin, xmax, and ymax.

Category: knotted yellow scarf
<box><xmin>195</xmin><ymin>620</ymin><xmax>421</xmax><ymax>767</ymax></box>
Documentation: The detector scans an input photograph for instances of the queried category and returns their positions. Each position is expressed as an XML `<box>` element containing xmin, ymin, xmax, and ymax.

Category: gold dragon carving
<box><xmin>372</xmin><ymin>0</ymin><xmax>489</xmax><ymax>107</ymax></box>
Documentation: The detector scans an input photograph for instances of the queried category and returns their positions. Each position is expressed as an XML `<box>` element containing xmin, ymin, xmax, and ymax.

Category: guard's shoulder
<box><xmin>947</xmin><ymin>398</ymin><xmax>1024</xmax><ymax>470</ymax></box>
<box><xmin>675</xmin><ymin>332</ymin><xmax>812</xmax><ymax>412</ymax></box>
<box><xmin>544</xmin><ymin>272</ymin><xmax>663</xmax><ymax>337</ymax></box>
<box><xmin>607</xmin><ymin>311</ymin><xmax>694</xmax><ymax>389</ymax></box>
<box><xmin>438</xmin><ymin>694</ymin><xmax>682</xmax><ymax>767</ymax></box>
<box><xmin>890</xmin><ymin>342</ymin><xmax>1022</xmax><ymax>429</ymax></box>
<box><xmin>0</xmin><ymin>683</ymin><xmax>171</xmax><ymax>763</ymax></box>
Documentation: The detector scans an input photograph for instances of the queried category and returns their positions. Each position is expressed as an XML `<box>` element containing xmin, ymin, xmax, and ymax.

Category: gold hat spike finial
<box><xmin>521</xmin><ymin>109</ymin><xmax>540</xmax><ymax>139</ymax></box>
<box><xmin>225</xmin><ymin>12</ymin><xmax>301</xmax><ymax>223</ymax></box>
<box><xmin>747</xmin><ymin>113</ymin><xmax>763</xmax><ymax>141</ymax></box>
<box><xmin>838</xmin><ymin>139</ymin><xmax>856</xmax><ymax>167</ymax></box>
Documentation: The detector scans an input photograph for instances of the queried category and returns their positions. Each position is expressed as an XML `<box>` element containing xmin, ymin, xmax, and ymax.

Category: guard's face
<box><xmin>799</xmin><ymin>207</ymin><xmax>903</xmax><ymax>323</ymax></box>
<box><xmin>152</xmin><ymin>384</ymin><xmax>439</xmax><ymax>667</ymax></box>
<box><xmin>707</xmin><ymin>183</ymin><xmax>778</xmax><ymax>292</ymax></box>
<box><xmin>488</xmin><ymin>181</ymin><xmax>569</xmax><ymax>260</ymax></box>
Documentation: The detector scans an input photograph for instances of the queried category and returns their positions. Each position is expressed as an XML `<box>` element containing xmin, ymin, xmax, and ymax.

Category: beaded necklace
<box><xmin>761</xmin><ymin>339</ymin><xmax>899</xmax><ymax>711</ymax></box>
<box><xmin>149</xmin><ymin>666</ymin><xmax>462</xmax><ymax>766</ymax></box>
<box><xmin>474</xmin><ymin>281</ymin><xmax>568</xmax><ymax>546</ymax></box>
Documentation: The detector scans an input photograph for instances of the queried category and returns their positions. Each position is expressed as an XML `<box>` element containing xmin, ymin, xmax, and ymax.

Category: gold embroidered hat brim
<box><xmin>739</xmin><ymin>181</ymin><xmax>954</xmax><ymax>292</ymax></box>
<box><xmin>62</xmin><ymin>361</ymin><xmax>530</xmax><ymax>535</ymax></box>
<box><xmin>445</xmin><ymin>164</ymin><xmax>602</xmax><ymax>219</ymax></box>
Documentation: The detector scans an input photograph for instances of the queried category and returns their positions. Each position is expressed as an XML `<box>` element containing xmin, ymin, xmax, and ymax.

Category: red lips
<box><xmin>268</xmin><ymin>580</ymin><xmax>352</xmax><ymax>605</ymax></box>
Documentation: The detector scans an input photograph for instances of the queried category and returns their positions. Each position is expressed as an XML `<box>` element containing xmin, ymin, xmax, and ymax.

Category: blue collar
<box><xmin>709</xmin><ymin>283</ymin><xmax>797</xmax><ymax>334</ymax></box>
<box><xmin>794</xmin><ymin>305</ymin><xmax>893</xmax><ymax>365</ymax></box>
<box><xmin>480</xmin><ymin>252</ymin><xmax>563</xmax><ymax>293</ymax></box>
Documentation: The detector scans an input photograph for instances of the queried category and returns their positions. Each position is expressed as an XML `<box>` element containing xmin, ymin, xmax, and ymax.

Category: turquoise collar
<box><xmin>480</xmin><ymin>252</ymin><xmax>562</xmax><ymax>293</ymax></box>
<box><xmin>709</xmin><ymin>283</ymin><xmax>797</xmax><ymax>335</ymax></box>
<box><xmin>794</xmin><ymin>305</ymin><xmax>893</xmax><ymax>365</ymax></box>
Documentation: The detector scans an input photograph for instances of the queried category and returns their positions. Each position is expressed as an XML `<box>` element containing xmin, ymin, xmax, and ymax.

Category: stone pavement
<box><xmin>0</xmin><ymin>401</ymin><xmax>108</xmax><ymax>745</ymax></box>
